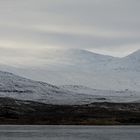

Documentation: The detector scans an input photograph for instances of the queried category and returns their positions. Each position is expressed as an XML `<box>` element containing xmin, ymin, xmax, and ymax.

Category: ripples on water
<box><xmin>0</xmin><ymin>125</ymin><xmax>139</xmax><ymax>140</ymax></box>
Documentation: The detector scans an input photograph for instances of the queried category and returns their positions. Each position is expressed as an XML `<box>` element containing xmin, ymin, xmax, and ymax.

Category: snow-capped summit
<box><xmin>39</xmin><ymin>48</ymin><xmax>116</xmax><ymax>66</ymax></box>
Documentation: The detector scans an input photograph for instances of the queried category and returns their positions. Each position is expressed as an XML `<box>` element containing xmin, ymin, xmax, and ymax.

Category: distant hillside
<box><xmin>0</xmin><ymin>49</ymin><xmax>140</xmax><ymax>91</ymax></box>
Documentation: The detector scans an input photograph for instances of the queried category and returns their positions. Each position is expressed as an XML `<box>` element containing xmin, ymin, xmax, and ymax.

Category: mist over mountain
<box><xmin>0</xmin><ymin>48</ymin><xmax>140</xmax><ymax>91</ymax></box>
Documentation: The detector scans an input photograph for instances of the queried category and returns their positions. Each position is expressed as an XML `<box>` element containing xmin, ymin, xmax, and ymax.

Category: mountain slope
<box><xmin>0</xmin><ymin>70</ymin><xmax>139</xmax><ymax>104</ymax></box>
<box><xmin>119</xmin><ymin>49</ymin><xmax>140</xmax><ymax>71</ymax></box>
<box><xmin>0</xmin><ymin>70</ymin><xmax>113</xmax><ymax>105</ymax></box>
<box><xmin>0</xmin><ymin>49</ymin><xmax>117</xmax><ymax>87</ymax></box>
<box><xmin>0</xmin><ymin>49</ymin><xmax>140</xmax><ymax>91</ymax></box>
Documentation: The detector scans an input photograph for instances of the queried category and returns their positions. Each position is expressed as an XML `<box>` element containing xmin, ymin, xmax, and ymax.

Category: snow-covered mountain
<box><xmin>0</xmin><ymin>70</ymin><xmax>99</xmax><ymax>105</ymax></box>
<box><xmin>119</xmin><ymin>49</ymin><xmax>140</xmax><ymax>71</ymax></box>
<box><xmin>0</xmin><ymin>70</ymin><xmax>139</xmax><ymax>104</ymax></box>
<box><xmin>0</xmin><ymin>48</ymin><xmax>140</xmax><ymax>91</ymax></box>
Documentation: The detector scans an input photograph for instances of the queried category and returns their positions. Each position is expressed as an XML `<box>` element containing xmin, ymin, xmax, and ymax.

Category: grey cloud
<box><xmin>0</xmin><ymin>23</ymin><xmax>139</xmax><ymax>52</ymax></box>
<box><xmin>0</xmin><ymin>0</ymin><xmax>139</xmax><ymax>58</ymax></box>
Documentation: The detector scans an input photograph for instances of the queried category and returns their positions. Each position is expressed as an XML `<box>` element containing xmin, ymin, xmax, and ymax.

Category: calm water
<box><xmin>0</xmin><ymin>125</ymin><xmax>139</xmax><ymax>140</ymax></box>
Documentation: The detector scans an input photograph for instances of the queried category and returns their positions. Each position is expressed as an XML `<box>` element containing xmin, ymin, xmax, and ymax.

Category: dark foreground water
<box><xmin>0</xmin><ymin>125</ymin><xmax>139</xmax><ymax>140</ymax></box>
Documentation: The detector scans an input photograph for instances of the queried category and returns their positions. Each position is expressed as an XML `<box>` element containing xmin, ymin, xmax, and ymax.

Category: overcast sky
<box><xmin>0</xmin><ymin>0</ymin><xmax>140</xmax><ymax>62</ymax></box>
